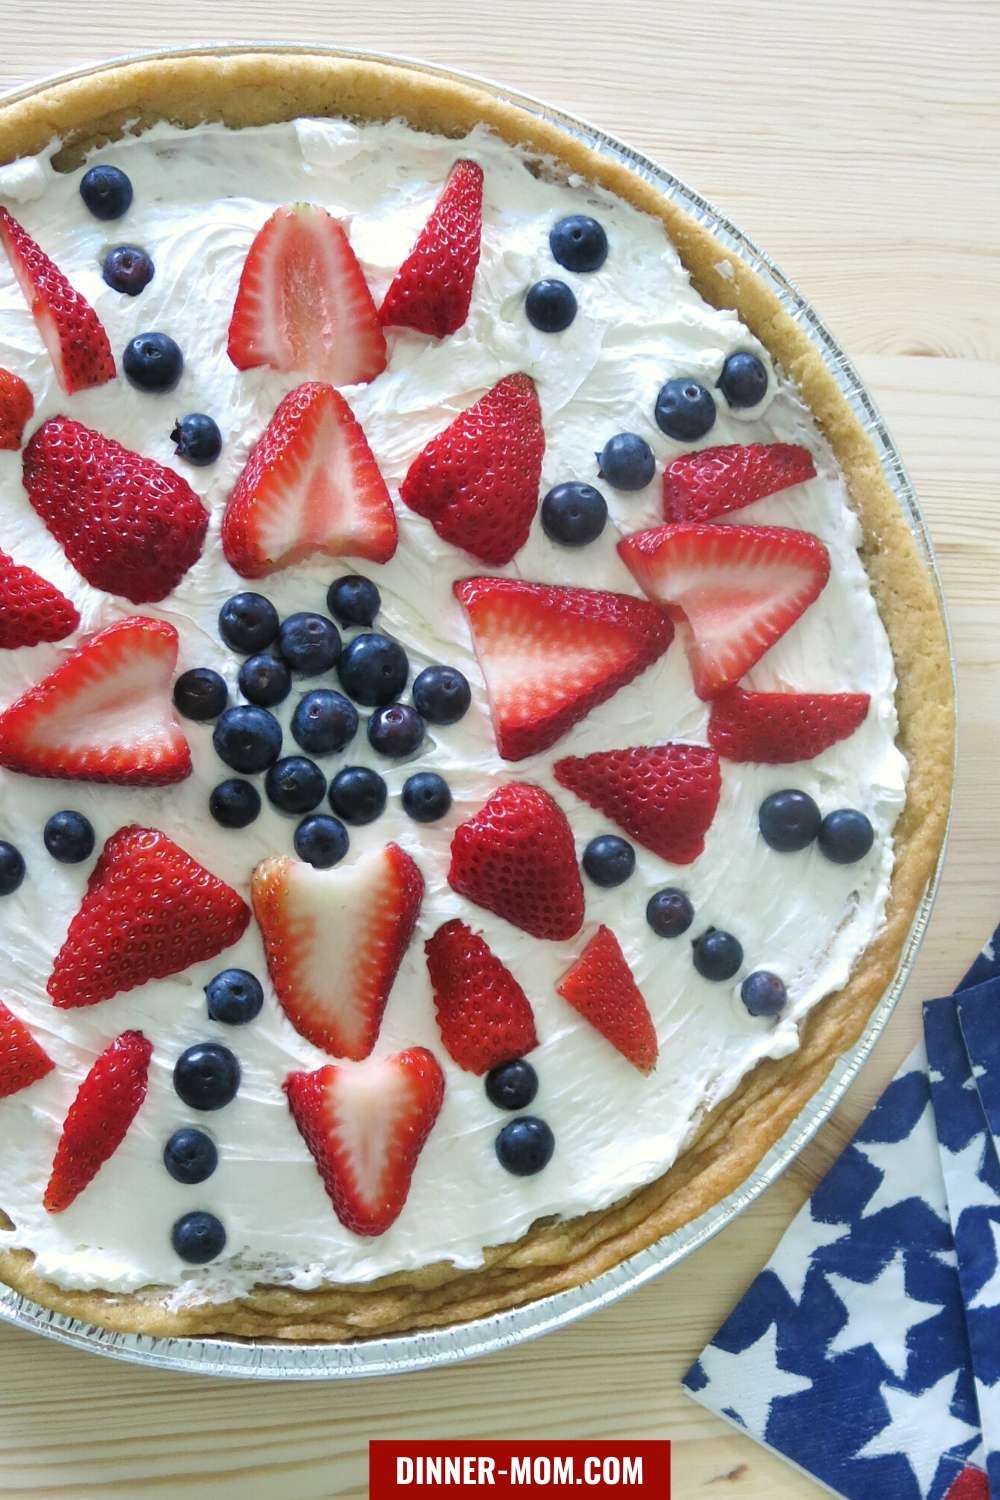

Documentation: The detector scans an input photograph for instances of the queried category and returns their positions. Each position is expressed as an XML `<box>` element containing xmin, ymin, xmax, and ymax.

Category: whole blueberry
<box><xmin>368</xmin><ymin>704</ymin><xmax>424</xmax><ymax>759</ymax></box>
<box><xmin>495</xmin><ymin>1117</ymin><xmax>555</xmax><ymax>1176</ymax></box>
<box><xmin>582</xmin><ymin>834</ymin><xmax>635</xmax><ymax>888</ymax></box>
<box><xmin>718</xmin><ymin>350</ymin><xmax>769</xmax><ymax>410</ymax></box>
<box><xmin>171</xmin><ymin>1210</ymin><xmax>226</xmax><ymax>1265</ymax></box>
<box><xmin>43</xmin><ymin>810</ymin><xmax>95</xmax><ymax>864</ymax></box>
<box><xmin>294</xmin><ymin>814</ymin><xmax>350</xmax><ymax>869</ymax></box>
<box><xmin>213</xmin><ymin>705</ymin><xmax>282</xmax><ymax>774</ymax></box>
<box><xmin>163</xmin><ymin>1127</ymin><xmax>218</xmax><ymax>1185</ymax></box>
<box><xmin>327</xmin><ymin>574</ymin><xmax>380</xmax><ymax>628</ymax></box>
<box><xmin>596</xmin><ymin>433</ymin><xmax>656</xmax><ymax>491</ymax></box>
<box><xmin>265</xmin><ymin>756</ymin><xmax>326</xmax><ymax>816</ymax></box>
<box><xmin>206</xmin><ymin>969</ymin><xmax>264</xmax><ymax>1026</ymax></box>
<box><xmin>654</xmin><ymin>378</ymin><xmax>717</xmax><ymax>442</ymax></box>
<box><xmin>549</xmin><ymin>214</ymin><xmax>608</xmax><ymax>273</ymax></box>
<box><xmin>759</xmin><ymin>789</ymin><xmax>822</xmax><ymax>853</ymax></box>
<box><xmin>541</xmin><ymin>481</ymin><xmax>607</xmax><ymax>546</ymax></box>
<box><xmin>173</xmin><ymin>1042</ymin><xmax>240</xmax><ymax>1111</ymax></box>
<box><xmin>411</xmin><ymin>664</ymin><xmax>471</xmax><ymax>726</ymax></box>
<box><xmin>741</xmin><ymin>970</ymin><xmax>788</xmax><ymax>1018</ymax></box>
<box><xmin>173</xmin><ymin>667</ymin><xmax>228</xmax><ymax>722</ymax></box>
<box><xmin>485</xmin><ymin>1059</ymin><xmax>539</xmax><ymax>1112</ymax></box>
<box><xmin>291</xmin><ymin>690</ymin><xmax>358</xmax><ymax>756</ymax></box>
<box><xmin>123</xmin><ymin>332</ymin><xmax>183</xmax><ymax>393</ymax></box>
<box><xmin>218</xmin><ymin>592</ymin><xmax>280</xmax><ymax>654</ymax></box>
<box><xmin>278</xmin><ymin>613</ymin><xmax>341</xmax><ymax>676</ymax></box>
<box><xmin>818</xmin><ymin>808</ymin><xmax>875</xmax><ymax>865</ymax></box>
<box><xmin>0</xmin><ymin>842</ymin><xmax>25</xmax><ymax>896</ymax></box>
<box><xmin>692</xmin><ymin>928</ymin><xmax>744</xmax><ymax>982</ymax></box>
<box><xmin>238</xmin><ymin>654</ymin><xmax>291</xmax><ymax>708</ymax></box>
<box><xmin>209</xmin><ymin>778</ymin><xmax>261</xmax><ymax>829</ymax></box>
<box><xmin>171</xmin><ymin>412</ymin><xmax>222</xmax><ymax>466</ymax></box>
<box><xmin>338</xmin><ymin>633</ymin><xmax>409</xmax><ymax>707</ymax></box>
<box><xmin>402</xmin><ymin>772</ymin><xmax>452</xmax><ymax>823</ymax></box>
<box><xmin>329</xmin><ymin>766</ymin><xmax>387</xmax><ymax>825</ymax></box>
<box><xmin>79</xmin><ymin>164</ymin><xmax>132</xmax><ymax>220</ymax></box>
<box><xmin>646</xmin><ymin>887</ymin><xmax>694</xmax><ymax>938</ymax></box>
<box><xmin>525</xmin><ymin>278</ymin><xmax>577</xmax><ymax>332</ymax></box>
<box><xmin>102</xmin><ymin>244</ymin><xmax>154</xmax><ymax>296</ymax></box>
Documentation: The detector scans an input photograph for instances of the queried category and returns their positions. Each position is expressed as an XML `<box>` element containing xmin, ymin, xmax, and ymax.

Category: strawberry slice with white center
<box><xmin>618</xmin><ymin>523</ymin><xmax>830</xmax><ymax>699</ymax></box>
<box><xmin>454</xmin><ymin>576</ymin><xmax>674</xmax><ymax>760</ymax></box>
<box><xmin>227</xmin><ymin>204</ymin><xmax>387</xmax><ymax>386</ymax></box>
<box><xmin>380</xmin><ymin>159</ymin><xmax>484</xmax><ymax>338</ymax></box>
<box><xmin>221</xmin><ymin>382</ymin><xmax>397</xmax><ymax>578</ymax></box>
<box><xmin>557</xmin><ymin>926</ymin><xmax>658</xmax><ymax>1074</ymax></box>
<box><xmin>285</xmin><ymin>1047</ymin><xmax>445</xmax><ymax>1236</ymax></box>
<box><xmin>0</xmin><ymin>1000</ymin><xmax>54</xmax><ymax>1098</ymax></box>
<box><xmin>0</xmin><ymin>207</ymin><xmax>116</xmax><ymax>394</ymax></box>
<box><xmin>0</xmin><ymin>616</ymin><xmax>192</xmax><ymax>785</ymax></box>
<box><xmin>252</xmin><ymin>845</ymin><xmax>424</xmax><ymax>1061</ymax></box>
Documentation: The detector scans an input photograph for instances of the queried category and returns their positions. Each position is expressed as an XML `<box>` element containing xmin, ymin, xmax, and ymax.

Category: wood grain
<box><xmin>0</xmin><ymin>4</ymin><xmax>997</xmax><ymax>1495</ymax></box>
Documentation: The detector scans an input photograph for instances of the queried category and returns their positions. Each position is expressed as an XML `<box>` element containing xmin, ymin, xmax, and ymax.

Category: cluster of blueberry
<box><xmin>758</xmin><ymin>789</ymin><xmax>874</xmax><ymax>864</ymax></box>
<box><xmin>523</xmin><ymin>212</ymin><xmax>609</xmax><ymax>335</ymax></box>
<box><xmin>0</xmin><ymin>810</ymin><xmax>97</xmax><ymax>899</ymax></box>
<box><xmin>486</xmin><ymin>1058</ymin><xmax>554</xmax><ymax>1177</ymax></box>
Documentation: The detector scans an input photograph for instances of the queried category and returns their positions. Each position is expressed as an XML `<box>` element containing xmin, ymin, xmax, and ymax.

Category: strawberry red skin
<box><xmin>22</xmin><ymin>417</ymin><xmax>208</xmax><ymax>605</ymax></box>
<box><xmin>0</xmin><ymin>208</ymin><xmax>115</xmax><ymax>395</ymax></box>
<box><xmin>555</xmin><ymin>744</ymin><xmax>721</xmax><ymax>864</ymax></box>
<box><xmin>380</xmin><ymin>160</ymin><xmax>484</xmax><ymax>338</ymax></box>
<box><xmin>44</xmin><ymin>1030</ymin><xmax>151</xmax><ymax>1213</ymax></box>
<box><xmin>0</xmin><ymin>368</ymin><xmax>33</xmax><ymax>450</ymax></box>
<box><xmin>0</xmin><ymin>1001</ymin><xmax>54</xmax><ymax>1098</ymax></box>
<box><xmin>401</xmin><ymin>374</ymin><xmax>544</xmax><ymax>565</ymax></box>
<box><xmin>425</xmin><ymin>919</ymin><xmax>538</xmax><ymax>1074</ymax></box>
<box><xmin>0</xmin><ymin>547</ymin><xmax>78</xmax><ymax>649</ymax></box>
<box><xmin>48</xmin><ymin>826</ymin><xmax>251</xmax><ymax>1008</ymax></box>
<box><xmin>448</xmin><ymin>782</ymin><xmax>584</xmax><ymax>942</ymax></box>
<box><xmin>557</xmin><ymin>926</ymin><xmax>658</xmax><ymax>1074</ymax></box>
<box><xmin>662</xmin><ymin>442</ymin><xmax>816</xmax><ymax>523</ymax></box>
<box><xmin>708</xmin><ymin>686</ymin><xmax>871</xmax><ymax>763</ymax></box>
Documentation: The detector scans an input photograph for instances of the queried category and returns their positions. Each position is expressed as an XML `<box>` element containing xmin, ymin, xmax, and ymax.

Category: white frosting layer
<box><xmin>0</xmin><ymin>118</ymin><xmax>906</xmax><ymax>1302</ymax></box>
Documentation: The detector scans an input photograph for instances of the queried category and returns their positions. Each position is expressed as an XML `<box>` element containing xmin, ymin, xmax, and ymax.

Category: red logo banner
<box><xmin>370</xmin><ymin>1441</ymin><xmax>670</xmax><ymax>1500</ymax></box>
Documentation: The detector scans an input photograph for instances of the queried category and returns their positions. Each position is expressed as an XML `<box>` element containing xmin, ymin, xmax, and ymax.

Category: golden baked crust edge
<box><xmin>0</xmin><ymin>51</ymin><xmax>954</xmax><ymax>1341</ymax></box>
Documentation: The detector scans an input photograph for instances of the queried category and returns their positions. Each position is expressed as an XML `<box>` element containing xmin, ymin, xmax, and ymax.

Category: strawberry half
<box><xmin>0</xmin><ymin>547</ymin><xmax>78</xmax><ymax>649</ymax></box>
<box><xmin>618</xmin><ymin>523</ymin><xmax>830</xmax><ymax>699</ymax></box>
<box><xmin>448</xmin><ymin>782</ymin><xmax>584</xmax><ymax>941</ymax></box>
<box><xmin>425</xmin><ymin>918</ymin><xmax>538</xmax><ymax>1074</ymax></box>
<box><xmin>455</xmin><ymin>575</ymin><xmax>673</xmax><ymax>760</ymax></box>
<box><xmin>44</xmin><ymin>1030</ymin><xmax>151</xmax><ymax>1212</ymax></box>
<box><xmin>380</xmin><ymin>159</ymin><xmax>484</xmax><ymax>338</ymax></box>
<box><xmin>0</xmin><ymin>1000</ymin><xmax>54</xmax><ymax>1098</ymax></box>
<box><xmin>557</xmin><ymin>926</ymin><xmax>657</xmax><ymax>1074</ymax></box>
<box><xmin>554</xmin><ymin>743</ymin><xmax>721</xmax><ymax>864</ymax></box>
<box><xmin>222</xmin><ymin>382</ymin><xmax>396</xmax><ymax>577</ymax></box>
<box><xmin>401</xmin><ymin>374</ymin><xmax>544</xmax><ymax>565</ymax></box>
<box><xmin>22</xmin><ymin>417</ymin><xmax>208</xmax><ymax>605</ymax></box>
<box><xmin>0</xmin><ymin>208</ymin><xmax>115</xmax><ymax>395</ymax></box>
<box><xmin>227</xmin><ymin>204</ymin><xmax>386</xmax><ymax>386</ymax></box>
<box><xmin>661</xmin><ymin>442</ymin><xmax>816</xmax><ymax>523</ymax></box>
<box><xmin>252</xmin><ymin>845</ymin><xmax>423</xmax><ymax>1061</ymax></box>
<box><xmin>708</xmin><ymin>685</ymin><xmax>871</xmax><ymax>762</ymax></box>
<box><xmin>0</xmin><ymin>367</ymin><xmax>33</xmax><ymax>450</ymax></box>
<box><xmin>48</xmin><ymin>827</ymin><xmax>250</xmax><ymax>1008</ymax></box>
<box><xmin>0</xmin><ymin>617</ymin><xmax>191</xmax><ymax>785</ymax></box>
<box><xmin>285</xmin><ymin>1047</ymin><xmax>444</xmax><ymax>1236</ymax></box>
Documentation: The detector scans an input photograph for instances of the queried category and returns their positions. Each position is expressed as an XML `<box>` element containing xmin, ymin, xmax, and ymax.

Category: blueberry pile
<box><xmin>0</xmin><ymin>810</ymin><xmax>101</xmax><ymax>896</ymax></box>
<box><xmin>486</xmin><ymin>1058</ymin><xmax>554</xmax><ymax>1177</ymax></box>
<box><xmin>643</xmin><ymin>882</ymin><xmax>786</xmax><ymax>1020</ymax></box>
<box><xmin>523</xmin><ymin>213</ymin><xmax>608</xmax><ymax>335</ymax></box>
<box><xmin>759</xmin><ymin>789</ymin><xmax>874</xmax><ymax>864</ymax></box>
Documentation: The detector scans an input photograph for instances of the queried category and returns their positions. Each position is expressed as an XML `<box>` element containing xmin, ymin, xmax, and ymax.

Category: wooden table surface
<box><xmin>1</xmin><ymin>4</ymin><xmax>997</xmax><ymax>1496</ymax></box>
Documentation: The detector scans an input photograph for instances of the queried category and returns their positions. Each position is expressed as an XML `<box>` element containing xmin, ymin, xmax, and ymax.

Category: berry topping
<box><xmin>654</xmin><ymin>378</ymin><xmax>716</xmax><ymax>442</ymax></box>
<box><xmin>708</xmin><ymin>686</ymin><xmax>871</xmax><ymax>763</ymax></box>
<box><xmin>285</xmin><ymin>1048</ymin><xmax>444</xmax><ymax>1235</ymax></box>
<box><xmin>213</xmin><ymin>705</ymin><xmax>282</xmax><ymax>774</ymax></box>
<box><xmin>525</xmin><ymin>279</ymin><xmax>577</xmax><ymax>332</ymax></box>
<box><xmin>102</xmin><ymin>244</ymin><xmax>154</xmax><ymax>296</ymax></box>
<box><xmin>174</xmin><ymin>1042</ymin><xmax>241</xmax><ymax>1111</ymax></box>
<box><xmin>541</xmin><ymin>481</ymin><xmax>607</xmax><ymax>547</ymax></box>
<box><xmin>209</xmin><ymin>778</ymin><xmax>261</xmax><ymax>829</ymax></box>
<box><xmin>222</xmin><ymin>382</ymin><xmax>396</xmax><ymax>577</ymax></box>
<box><xmin>0</xmin><ymin>547</ymin><xmax>78</xmax><ymax>649</ymax></box>
<box><xmin>0</xmin><ymin>617</ymin><xmax>192</xmax><ymax>786</ymax></box>
<box><xmin>597</xmin><ymin>433</ymin><xmax>656</xmax><ymax>491</ymax></box>
<box><xmin>758</xmin><ymin>789</ymin><xmax>822</xmax><ymax>852</ymax></box>
<box><xmin>0</xmin><ymin>1001</ymin><xmax>53</xmax><ymax>1097</ymax></box>
<box><xmin>337</xmin><ymin>632</ymin><xmax>409</xmax><ymax>707</ymax></box>
<box><xmin>294</xmin><ymin>814</ymin><xmax>350</xmax><ymax>869</ymax></box>
<box><xmin>278</xmin><ymin>612</ymin><xmax>341</xmax><ymax>676</ymax></box>
<box><xmin>0</xmin><ymin>368</ymin><xmax>33</xmax><ymax>450</ymax></box>
<box><xmin>368</xmin><ymin>703</ymin><xmax>425</xmax><ymax>759</ymax></box>
<box><xmin>22</xmin><ymin>417</ymin><xmax>208</xmax><ymax>604</ymax></box>
<box><xmin>692</xmin><ymin>928</ymin><xmax>743</xmax><ymax>982</ymax></box>
<box><xmin>171</xmin><ymin>412</ymin><xmax>222</xmax><ymax>466</ymax></box>
<box><xmin>718</xmin><ymin>351</ymin><xmax>768</xmax><ymax>409</ymax></box>
<box><xmin>402</xmin><ymin>771</ymin><xmax>452</xmax><ymax>823</ymax></box>
<box><xmin>401</xmin><ymin>373</ymin><xmax>544</xmax><ymax>566</ymax></box>
<box><xmin>79</xmin><ymin>164</ymin><xmax>132</xmax><ymax>220</ymax></box>
<box><xmin>291</xmin><ymin>689</ymin><xmax>358</xmax><ymax>755</ymax></box>
<box><xmin>172</xmin><ymin>1211</ymin><xmax>227</xmax><ymax>1264</ymax></box>
<box><xmin>253</xmin><ymin>844</ymin><xmax>423</xmax><ymax>1060</ymax></box>
<box><xmin>582</xmin><ymin>834</ymin><xmax>635</xmax><ymax>888</ymax></box>
<box><xmin>43</xmin><ymin>810</ymin><xmax>95</xmax><ymax>864</ymax></box>
<box><xmin>238</xmin><ymin>653</ymin><xmax>291</xmax><ymax>708</ymax></box>
<box><xmin>380</xmin><ymin>159</ymin><xmax>484</xmax><ymax>338</ymax></box>
<box><xmin>495</xmin><ymin>1117</ymin><xmax>555</xmax><ymax>1175</ymax></box>
<box><xmin>265</xmin><ymin>755</ymin><xmax>326</xmax><ymax>815</ymax></box>
<box><xmin>741</xmin><ymin>971</ymin><xmax>788</xmax><ymax>1018</ymax></box>
<box><xmin>163</xmin><ymin>1127</ymin><xmax>218</xmax><ymax>1185</ymax></box>
<box><xmin>206</xmin><ymin>969</ymin><xmax>264</xmax><ymax>1026</ymax></box>
<box><xmin>0</xmin><ymin>842</ymin><xmax>24</xmax><ymax>896</ymax></box>
<box><xmin>411</xmin><ymin>664</ymin><xmax>471</xmax><ymax>725</ymax></box>
<box><xmin>228</xmin><ymin>203</ymin><xmax>386</xmax><ymax>385</ymax></box>
<box><xmin>448</xmin><ymin>782</ymin><xmax>584</xmax><ymax>941</ymax></box>
<box><xmin>555</xmin><ymin>744</ymin><xmax>721</xmax><ymax>865</ymax></box>
<box><xmin>818</xmin><ymin>808</ymin><xmax>875</xmax><ymax>864</ymax></box>
<box><xmin>618</xmin><ymin>523</ymin><xmax>830</xmax><ymax>699</ymax></box>
<box><xmin>328</xmin><ymin>765</ymin><xmax>387</xmax><ymax>825</ymax></box>
<box><xmin>173</xmin><ymin>667</ymin><xmax>228</xmax><ymax>722</ymax></box>
<box><xmin>557</xmin><ymin>925</ymin><xmax>657</xmax><ymax>1072</ymax></box>
<box><xmin>44</xmin><ymin>1030</ymin><xmax>151</xmax><ymax>1212</ymax></box>
<box><xmin>219</xmin><ymin>592</ymin><xmax>280</xmax><ymax>654</ymax></box>
<box><xmin>485</xmin><ymin>1058</ymin><xmax>538</xmax><ymax>1112</ymax></box>
<box><xmin>646</xmin><ymin>887</ymin><xmax>694</xmax><ymax>938</ymax></box>
<box><xmin>661</xmin><ymin>442</ymin><xmax>816</xmax><ymax>524</ymax></box>
<box><xmin>550</xmin><ymin>214</ymin><xmax>608</xmax><ymax>273</ymax></box>
<box><xmin>455</xmin><ymin>576</ymin><xmax>672</xmax><ymax>761</ymax></box>
<box><xmin>123</xmin><ymin>331</ymin><xmax>183</xmax><ymax>393</ymax></box>
<box><xmin>327</xmin><ymin>574</ymin><xmax>380</xmax><ymax>627</ymax></box>
<box><xmin>426</xmin><ymin>918</ymin><xmax>538</xmax><ymax>1075</ymax></box>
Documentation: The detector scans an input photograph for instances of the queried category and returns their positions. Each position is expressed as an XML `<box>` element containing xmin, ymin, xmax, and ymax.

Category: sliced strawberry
<box><xmin>0</xmin><ymin>1000</ymin><xmax>54</xmax><ymax>1098</ymax></box>
<box><xmin>708</xmin><ymin>685</ymin><xmax>871</xmax><ymax>763</ymax></box>
<box><xmin>48</xmin><ymin>827</ymin><xmax>250</xmax><ymax>1008</ymax></box>
<box><xmin>618</xmin><ymin>523</ymin><xmax>830</xmax><ymax>699</ymax></box>
<box><xmin>222</xmin><ymin>382</ymin><xmax>396</xmax><ymax>577</ymax></box>
<box><xmin>227</xmin><ymin>204</ymin><xmax>386</xmax><ymax>386</ymax></box>
<box><xmin>557</xmin><ymin>926</ymin><xmax>657</xmax><ymax>1074</ymax></box>
<box><xmin>554</xmin><ymin>743</ymin><xmax>721</xmax><ymax>864</ymax></box>
<box><xmin>253</xmin><ymin>845</ymin><xmax>423</xmax><ymax>1061</ymax></box>
<box><xmin>0</xmin><ymin>208</ymin><xmax>115</xmax><ymax>395</ymax></box>
<box><xmin>448</xmin><ymin>782</ymin><xmax>583</xmax><ymax>941</ymax></box>
<box><xmin>401</xmin><ymin>374</ymin><xmax>544</xmax><ymax>565</ymax></box>
<box><xmin>661</xmin><ymin>442</ymin><xmax>816</xmax><ymax>523</ymax></box>
<box><xmin>0</xmin><ymin>547</ymin><xmax>78</xmax><ymax>649</ymax></box>
<box><xmin>0</xmin><ymin>617</ymin><xmax>191</xmax><ymax>785</ymax></box>
<box><xmin>22</xmin><ymin>417</ymin><xmax>208</xmax><ymax>605</ymax></box>
<box><xmin>380</xmin><ymin>159</ymin><xmax>484</xmax><ymax>338</ymax></box>
<box><xmin>425</xmin><ymin>918</ymin><xmax>538</xmax><ymax>1074</ymax></box>
<box><xmin>44</xmin><ymin>1030</ymin><xmax>151</xmax><ymax>1212</ymax></box>
<box><xmin>455</xmin><ymin>575</ymin><xmax>673</xmax><ymax>760</ymax></box>
<box><xmin>0</xmin><ymin>368</ymin><xmax>33</xmax><ymax>449</ymax></box>
<box><xmin>284</xmin><ymin>1047</ymin><xmax>444</xmax><ymax>1235</ymax></box>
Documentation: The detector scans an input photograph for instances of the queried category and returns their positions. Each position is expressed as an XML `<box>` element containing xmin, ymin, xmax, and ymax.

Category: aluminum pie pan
<box><xmin>0</xmin><ymin>42</ymin><xmax>955</xmax><ymax>1379</ymax></box>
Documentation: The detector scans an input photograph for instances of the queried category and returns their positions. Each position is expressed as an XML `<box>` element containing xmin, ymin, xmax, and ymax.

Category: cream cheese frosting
<box><xmin>0</xmin><ymin>117</ymin><xmax>906</xmax><ymax>1301</ymax></box>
